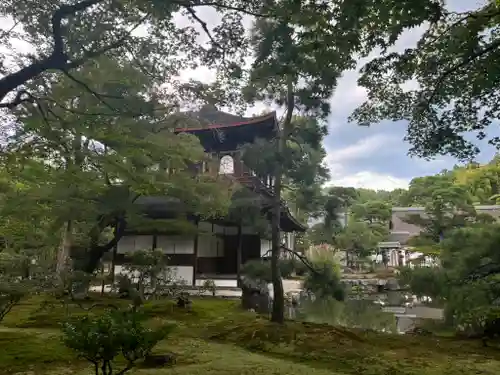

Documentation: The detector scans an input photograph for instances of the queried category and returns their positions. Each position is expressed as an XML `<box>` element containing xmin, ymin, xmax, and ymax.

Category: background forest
<box><xmin>303</xmin><ymin>155</ymin><xmax>500</xmax><ymax>337</ymax></box>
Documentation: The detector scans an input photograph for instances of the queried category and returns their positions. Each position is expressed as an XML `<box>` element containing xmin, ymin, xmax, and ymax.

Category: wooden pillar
<box><xmin>109</xmin><ymin>223</ymin><xmax>119</xmax><ymax>284</ymax></box>
<box><xmin>236</xmin><ymin>224</ymin><xmax>242</xmax><ymax>287</ymax></box>
<box><xmin>152</xmin><ymin>234</ymin><xmax>158</xmax><ymax>249</ymax></box>
<box><xmin>192</xmin><ymin>220</ymin><xmax>199</xmax><ymax>287</ymax></box>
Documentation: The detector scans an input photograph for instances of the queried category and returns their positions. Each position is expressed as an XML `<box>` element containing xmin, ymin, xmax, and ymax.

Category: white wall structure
<box><xmin>219</xmin><ymin>155</ymin><xmax>234</xmax><ymax>174</ymax></box>
<box><xmin>282</xmin><ymin>232</ymin><xmax>294</xmax><ymax>250</ymax></box>
<box><xmin>113</xmin><ymin>221</ymin><xmax>271</xmax><ymax>287</ymax></box>
<box><xmin>197</xmin><ymin>234</ymin><xmax>224</xmax><ymax>257</ymax></box>
<box><xmin>260</xmin><ymin>238</ymin><xmax>271</xmax><ymax>257</ymax></box>
<box><xmin>169</xmin><ymin>266</ymin><xmax>193</xmax><ymax>284</ymax></box>
<box><xmin>117</xmin><ymin>235</ymin><xmax>195</xmax><ymax>255</ymax></box>
<box><xmin>117</xmin><ymin>235</ymin><xmax>153</xmax><ymax>253</ymax></box>
<box><xmin>156</xmin><ymin>236</ymin><xmax>194</xmax><ymax>254</ymax></box>
<box><xmin>114</xmin><ymin>265</ymin><xmax>193</xmax><ymax>284</ymax></box>
<box><xmin>195</xmin><ymin>279</ymin><xmax>238</xmax><ymax>288</ymax></box>
<box><xmin>375</xmin><ymin>242</ymin><xmax>404</xmax><ymax>267</ymax></box>
<box><xmin>115</xmin><ymin>235</ymin><xmax>195</xmax><ymax>284</ymax></box>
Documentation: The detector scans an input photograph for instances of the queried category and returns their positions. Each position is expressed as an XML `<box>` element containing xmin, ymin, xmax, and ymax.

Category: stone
<box><xmin>240</xmin><ymin>276</ymin><xmax>271</xmax><ymax>314</ymax></box>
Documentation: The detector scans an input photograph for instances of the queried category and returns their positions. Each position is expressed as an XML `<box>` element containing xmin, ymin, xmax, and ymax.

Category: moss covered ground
<box><xmin>1</xmin><ymin>295</ymin><xmax>499</xmax><ymax>375</ymax></box>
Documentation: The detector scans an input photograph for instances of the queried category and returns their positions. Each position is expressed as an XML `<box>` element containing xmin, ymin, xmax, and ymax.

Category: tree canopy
<box><xmin>0</xmin><ymin>0</ymin><xmax>259</xmax><ymax>109</ymax></box>
<box><xmin>0</xmin><ymin>59</ymin><xmax>233</xmax><ymax>273</ymax></box>
<box><xmin>351</xmin><ymin>0</ymin><xmax>500</xmax><ymax>159</ymax></box>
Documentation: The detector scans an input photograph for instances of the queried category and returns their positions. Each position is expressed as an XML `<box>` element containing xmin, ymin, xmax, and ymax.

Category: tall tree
<box><xmin>453</xmin><ymin>156</ymin><xmax>500</xmax><ymax>204</ymax></box>
<box><xmin>242</xmin><ymin>115</ymin><xmax>332</xmax><ymax>323</ymax></box>
<box><xmin>306</xmin><ymin>186</ymin><xmax>358</xmax><ymax>246</ymax></box>
<box><xmin>2</xmin><ymin>59</ymin><xmax>233</xmax><ymax>275</ymax></box>
<box><xmin>335</xmin><ymin>220</ymin><xmax>384</xmax><ymax>268</ymax></box>
<box><xmin>245</xmin><ymin>0</ymin><xmax>439</xmax><ymax>323</ymax></box>
<box><xmin>0</xmin><ymin>161</ymin><xmax>56</xmax><ymax>256</ymax></box>
<box><xmin>354</xmin><ymin>188</ymin><xmax>408</xmax><ymax>206</ymax></box>
<box><xmin>351</xmin><ymin>0</ymin><xmax>500</xmax><ymax>159</ymax></box>
<box><xmin>0</xmin><ymin>0</ymin><xmax>264</xmax><ymax>109</ymax></box>
<box><xmin>400</xmin><ymin>223</ymin><xmax>500</xmax><ymax>333</ymax></box>
<box><xmin>242</xmin><ymin>114</ymin><xmax>329</xmax><ymax>235</ymax></box>
<box><xmin>402</xmin><ymin>183</ymin><xmax>479</xmax><ymax>259</ymax></box>
<box><xmin>403</xmin><ymin>173</ymin><xmax>455</xmax><ymax>206</ymax></box>
<box><xmin>282</xmin><ymin>116</ymin><xmax>330</xmax><ymax>222</ymax></box>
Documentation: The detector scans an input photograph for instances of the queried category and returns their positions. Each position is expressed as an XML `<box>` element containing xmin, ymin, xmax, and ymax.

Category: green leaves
<box><xmin>241</xmin><ymin>115</ymin><xmax>329</xmax><ymax>220</ymax></box>
<box><xmin>62</xmin><ymin>309</ymin><xmax>174</xmax><ymax>374</ymax></box>
<box><xmin>351</xmin><ymin>1</ymin><xmax>500</xmax><ymax>159</ymax></box>
<box><xmin>303</xmin><ymin>258</ymin><xmax>345</xmax><ymax>301</ymax></box>
<box><xmin>0</xmin><ymin>58</ymin><xmax>233</xmax><ymax>272</ymax></box>
<box><xmin>335</xmin><ymin>220</ymin><xmax>385</xmax><ymax>259</ymax></box>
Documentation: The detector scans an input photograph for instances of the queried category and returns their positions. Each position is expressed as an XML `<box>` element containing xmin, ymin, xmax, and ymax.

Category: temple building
<box><xmin>381</xmin><ymin>205</ymin><xmax>500</xmax><ymax>267</ymax></box>
<box><xmin>109</xmin><ymin>106</ymin><xmax>305</xmax><ymax>287</ymax></box>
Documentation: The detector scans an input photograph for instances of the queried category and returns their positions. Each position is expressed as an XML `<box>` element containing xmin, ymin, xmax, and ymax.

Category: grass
<box><xmin>1</xmin><ymin>295</ymin><xmax>500</xmax><ymax>375</ymax></box>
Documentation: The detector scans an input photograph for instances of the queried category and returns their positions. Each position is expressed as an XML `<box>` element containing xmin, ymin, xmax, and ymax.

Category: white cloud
<box><xmin>327</xmin><ymin>171</ymin><xmax>410</xmax><ymax>191</ymax></box>
<box><xmin>323</xmin><ymin>134</ymin><xmax>410</xmax><ymax>191</ymax></box>
<box><xmin>326</xmin><ymin>133</ymin><xmax>399</xmax><ymax>164</ymax></box>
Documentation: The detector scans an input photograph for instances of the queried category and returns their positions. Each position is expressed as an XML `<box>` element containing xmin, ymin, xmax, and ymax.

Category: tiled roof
<box><xmin>175</xmin><ymin>105</ymin><xmax>277</xmax><ymax>132</ymax></box>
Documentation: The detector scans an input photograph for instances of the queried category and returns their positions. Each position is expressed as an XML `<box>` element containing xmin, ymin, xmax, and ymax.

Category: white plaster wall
<box><xmin>267</xmin><ymin>279</ymin><xmax>303</xmax><ymax>300</ymax></box>
<box><xmin>117</xmin><ymin>235</ymin><xmax>153</xmax><ymax>253</ymax></box>
<box><xmin>286</xmin><ymin>232</ymin><xmax>294</xmax><ymax>251</ymax></box>
<box><xmin>168</xmin><ymin>266</ymin><xmax>193</xmax><ymax>284</ymax></box>
<box><xmin>198</xmin><ymin>221</ymin><xmax>213</xmax><ymax>233</ymax></box>
<box><xmin>195</xmin><ymin>279</ymin><xmax>238</xmax><ymax>288</ymax></box>
<box><xmin>114</xmin><ymin>265</ymin><xmax>193</xmax><ymax>285</ymax></box>
<box><xmin>260</xmin><ymin>239</ymin><xmax>271</xmax><ymax>257</ymax></box>
<box><xmin>197</xmin><ymin>234</ymin><xmax>224</xmax><ymax>257</ymax></box>
<box><xmin>156</xmin><ymin>236</ymin><xmax>194</xmax><ymax>254</ymax></box>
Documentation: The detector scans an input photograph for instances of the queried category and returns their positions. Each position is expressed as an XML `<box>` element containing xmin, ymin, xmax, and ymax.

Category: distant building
<box><xmin>389</xmin><ymin>205</ymin><xmax>500</xmax><ymax>243</ymax></box>
<box><xmin>380</xmin><ymin>205</ymin><xmax>500</xmax><ymax>267</ymax></box>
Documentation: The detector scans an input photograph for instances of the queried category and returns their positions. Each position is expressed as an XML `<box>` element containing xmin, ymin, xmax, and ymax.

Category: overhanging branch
<box><xmin>0</xmin><ymin>0</ymin><xmax>103</xmax><ymax>103</ymax></box>
<box><xmin>423</xmin><ymin>36</ymin><xmax>500</xmax><ymax>108</ymax></box>
<box><xmin>175</xmin><ymin>0</ymin><xmax>270</xmax><ymax>18</ymax></box>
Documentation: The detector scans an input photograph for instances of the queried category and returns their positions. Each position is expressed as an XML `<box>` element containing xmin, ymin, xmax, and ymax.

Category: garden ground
<box><xmin>1</xmin><ymin>296</ymin><xmax>499</xmax><ymax>375</ymax></box>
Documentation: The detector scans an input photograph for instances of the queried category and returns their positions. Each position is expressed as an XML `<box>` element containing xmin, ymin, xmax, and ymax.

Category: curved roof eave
<box><xmin>174</xmin><ymin>111</ymin><xmax>278</xmax><ymax>133</ymax></box>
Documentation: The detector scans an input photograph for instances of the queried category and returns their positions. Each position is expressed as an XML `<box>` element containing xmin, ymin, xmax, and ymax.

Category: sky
<box><xmin>321</xmin><ymin>0</ymin><xmax>491</xmax><ymax>191</ymax></box>
<box><xmin>0</xmin><ymin>0</ymin><xmax>493</xmax><ymax>191</ymax></box>
<box><xmin>179</xmin><ymin>0</ymin><xmax>494</xmax><ymax>192</ymax></box>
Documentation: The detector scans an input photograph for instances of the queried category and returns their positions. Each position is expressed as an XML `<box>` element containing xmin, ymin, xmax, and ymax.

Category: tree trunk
<box><xmin>74</xmin><ymin>215</ymin><xmax>126</xmax><ymax>275</ymax></box>
<box><xmin>78</xmin><ymin>245</ymin><xmax>108</xmax><ymax>274</ymax></box>
<box><xmin>56</xmin><ymin>221</ymin><xmax>72</xmax><ymax>277</ymax></box>
<box><xmin>270</xmin><ymin>77</ymin><xmax>294</xmax><ymax>324</ymax></box>
<box><xmin>271</xmin><ymin>181</ymin><xmax>285</xmax><ymax>323</ymax></box>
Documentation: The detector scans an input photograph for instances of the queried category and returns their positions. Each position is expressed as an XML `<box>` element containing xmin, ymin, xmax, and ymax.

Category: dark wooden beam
<box><xmin>192</xmin><ymin>219</ymin><xmax>199</xmax><ymax>286</ymax></box>
<box><xmin>236</xmin><ymin>224</ymin><xmax>242</xmax><ymax>287</ymax></box>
